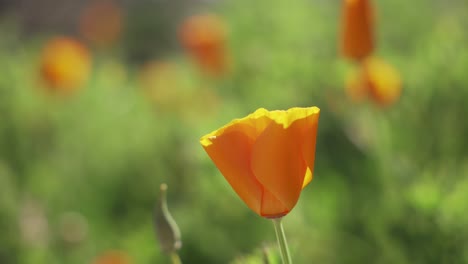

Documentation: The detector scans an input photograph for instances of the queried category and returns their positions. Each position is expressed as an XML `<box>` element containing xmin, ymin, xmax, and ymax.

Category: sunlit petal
<box><xmin>201</xmin><ymin>125</ymin><xmax>262</xmax><ymax>214</ymax></box>
<box><xmin>251</xmin><ymin>120</ymin><xmax>307</xmax><ymax>211</ymax></box>
<box><xmin>341</xmin><ymin>0</ymin><xmax>374</xmax><ymax>61</ymax></box>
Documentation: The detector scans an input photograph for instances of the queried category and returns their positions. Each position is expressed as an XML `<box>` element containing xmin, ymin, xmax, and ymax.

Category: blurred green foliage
<box><xmin>1</xmin><ymin>0</ymin><xmax>468</xmax><ymax>263</ymax></box>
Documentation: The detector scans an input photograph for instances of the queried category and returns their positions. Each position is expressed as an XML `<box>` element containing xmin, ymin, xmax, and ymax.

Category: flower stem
<box><xmin>170</xmin><ymin>252</ymin><xmax>182</xmax><ymax>264</ymax></box>
<box><xmin>272</xmin><ymin>217</ymin><xmax>292</xmax><ymax>264</ymax></box>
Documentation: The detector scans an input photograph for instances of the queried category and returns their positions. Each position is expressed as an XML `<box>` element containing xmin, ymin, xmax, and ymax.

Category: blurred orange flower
<box><xmin>344</xmin><ymin>57</ymin><xmax>402</xmax><ymax>107</ymax></box>
<box><xmin>179</xmin><ymin>14</ymin><xmax>230</xmax><ymax>76</ymax></box>
<box><xmin>79</xmin><ymin>0</ymin><xmax>123</xmax><ymax>47</ymax></box>
<box><xmin>40</xmin><ymin>37</ymin><xmax>91</xmax><ymax>93</ymax></box>
<box><xmin>92</xmin><ymin>251</ymin><xmax>131</xmax><ymax>264</ymax></box>
<box><xmin>340</xmin><ymin>0</ymin><xmax>374</xmax><ymax>61</ymax></box>
<box><xmin>200</xmin><ymin>107</ymin><xmax>320</xmax><ymax>218</ymax></box>
<box><xmin>363</xmin><ymin>57</ymin><xmax>402</xmax><ymax>107</ymax></box>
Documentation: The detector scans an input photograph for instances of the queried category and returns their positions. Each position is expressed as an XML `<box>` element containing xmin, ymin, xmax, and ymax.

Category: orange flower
<box><xmin>344</xmin><ymin>57</ymin><xmax>402</xmax><ymax>107</ymax></box>
<box><xmin>92</xmin><ymin>251</ymin><xmax>131</xmax><ymax>264</ymax></box>
<box><xmin>200</xmin><ymin>107</ymin><xmax>320</xmax><ymax>218</ymax></box>
<box><xmin>79</xmin><ymin>0</ymin><xmax>123</xmax><ymax>47</ymax></box>
<box><xmin>340</xmin><ymin>0</ymin><xmax>374</xmax><ymax>61</ymax></box>
<box><xmin>179</xmin><ymin>14</ymin><xmax>230</xmax><ymax>76</ymax></box>
<box><xmin>363</xmin><ymin>57</ymin><xmax>402</xmax><ymax>107</ymax></box>
<box><xmin>40</xmin><ymin>37</ymin><xmax>91</xmax><ymax>93</ymax></box>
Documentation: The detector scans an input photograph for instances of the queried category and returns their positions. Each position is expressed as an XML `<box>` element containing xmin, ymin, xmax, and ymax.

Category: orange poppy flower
<box><xmin>92</xmin><ymin>251</ymin><xmax>131</xmax><ymax>264</ymax></box>
<box><xmin>340</xmin><ymin>0</ymin><xmax>374</xmax><ymax>61</ymax></box>
<box><xmin>79</xmin><ymin>0</ymin><xmax>123</xmax><ymax>47</ymax></box>
<box><xmin>40</xmin><ymin>37</ymin><xmax>91</xmax><ymax>93</ymax></box>
<box><xmin>179</xmin><ymin>14</ymin><xmax>230</xmax><ymax>76</ymax></box>
<box><xmin>200</xmin><ymin>107</ymin><xmax>320</xmax><ymax>218</ymax></box>
<box><xmin>363</xmin><ymin>57</ymin><xmax>402</xmax><ymax>107</ymax></box>
<box><xmin>344</xmin><ymin>57</ymin><xmax>402</xmax><ymax>106</ymax></box>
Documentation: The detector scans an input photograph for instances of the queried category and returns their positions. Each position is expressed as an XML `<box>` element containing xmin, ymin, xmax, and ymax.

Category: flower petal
<box><xmin>252</xmin><ymin>122</ymin><xmax>306</xmax><ymax>212</ymax></box>
<box><xmin>201</xmin><ymin>125</ymin><xmax>262</xmax><ymax>214</ymax></box>
<box><xmin>302</xmin><ymin>167</ymin><xmax>313</xmax><ymax>189</ymax></box>
<box><xmin>364</xmin><ymin>57</ymin><xmax>402</xmax><ymax>107</ymax></box>
<box><xmin>297</xmin><ymin>110</ymin><xmax>320</xmax><ymax>188</ymax></box>
<box><xmin>200</xmin><ymin>109</ymin><xmax>276</xmax><ymax>215</ymax></box>
<box><xmin>269</xmin><ymin>107</ymin><xmax>320</xmax><ymax>186</ymax></box>
<box><xmin>260</xmin><ymin>188</ymin><xmax>290</xmax><ymax>218</ymax></box>
<box><xmin>341</xmin><ymin>0</ymin><xmax>374</xmax><ymax>61</ymax></box>
<box><xmin>201</xmin><ymin>108</ymin><xmax>272</xmax><ymax>145</ymax></box>
<box><xmin>251</xmin><ymin>107</ymin><xmax>320</xmax><ymax>211</ymax></box>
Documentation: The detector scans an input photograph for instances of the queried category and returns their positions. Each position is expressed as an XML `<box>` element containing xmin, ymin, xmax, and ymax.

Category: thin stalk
<box><xmin>170</xmin><ymin>251</ymin><xmax>182</xmax><ymax>264</ymax></box>
<box><xmin>272</xmin><ymin>218</ymin><xmax>292</xmax><ymax>264</ymax></box>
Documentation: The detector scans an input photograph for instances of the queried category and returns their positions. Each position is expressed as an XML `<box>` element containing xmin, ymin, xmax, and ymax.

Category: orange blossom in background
<box><xmin>40</xmin><ymin>36</ymin><xmax>91</xmax><ymax>93</ymax></box>
<box><xmin>179</xmin><ymin>14</ymin><xmax>230</xmax><ymax>77</ymax></box>
<box><xmin>340</xmin><ymin>0</ymin><xmax>374</xmax><ymax>61</ymax></box>
<box><xmin>200</xmin><ymin>107</ymin><xmax>320</xmax><ymax>218</ymax></box>
<box><xmin>363</xmin><ymin>57</ymin><xmax>402</xmax><ymax>107</ymax></box>
<box><xmin>345</xmin><ymin>57</ymin><xmax>402</xmax><ymax>107</ymax></box>
<box><xmin>91</xmin><ymin>250</ymin><xmax>131</xmax><ymax>264</ymax></box>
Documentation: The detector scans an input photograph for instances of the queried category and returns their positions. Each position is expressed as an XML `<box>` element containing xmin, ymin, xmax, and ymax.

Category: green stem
<box><xmin>170</xmin><ymin>251</ymin><xmax>182</xmax><ymax>264</ymax></box>
<box><xmin>272</xmin><ymin>217</ymin><xmax>292</xmax><ymax>264</ymax></box>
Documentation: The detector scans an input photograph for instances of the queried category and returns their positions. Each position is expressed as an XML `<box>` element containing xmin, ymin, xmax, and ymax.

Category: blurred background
<box><xmin>1</xmin><ymin>0</ymin><xmax>468</xmax><ymax>263</ymax></box>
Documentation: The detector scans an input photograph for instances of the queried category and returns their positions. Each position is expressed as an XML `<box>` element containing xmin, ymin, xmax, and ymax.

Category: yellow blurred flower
<box><xmin>179</xmin><ymin>14</ymin><xmax>230</xmax><ymax>77</ymax></box>
<box><xmin>79</xmin><ymin>0</ymin><xmax>123</xmax><ymax>47</ymax></box>
<box><xmin>344</xmin><ymin>57</ymin><xmax>402</xmax><ymax>107</ymax></box>
<box><xmin>40</xmin><ymin>36</ymin><xmax>91</xmax><ymax>93</ymax></box>
<box><xmin>340</xmin><ymin>0</ymin><xmax>374</xmax><ymax>61</ymax></box>
<box><xmin>364</xmin><ymin>57</ymin><xmax>402</xmax><ymax>107</ymax></box>
<box><xmin>200</xmin><ymin>107</ymin><xmax>320</xmax><ymax>218</ymax></box>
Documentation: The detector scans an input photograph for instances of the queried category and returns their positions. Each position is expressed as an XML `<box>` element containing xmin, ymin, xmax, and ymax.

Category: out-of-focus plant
<box><xmin>58</xmin><ymin>211</ymin><xmax>88</xmax><ymax>246</ymax></box>
<box><xmin>39</xmin><ymin>36</ymin><xmax>92</xmax><ymax>93</ymax></box>
<box><xmin>230</xmin><ymin>244</ymin><xmax>278</xmax><ymax>264</ymax></box>
<box><xmin>18</xmin><ymin>198</ymin><xmax>49</xmax><ymax>248</ymax></box>
<box><xmin>344</xmin><ymin>66</ymin><xmax>368</xmax><ymax>103</ymax></box>
<box><xmin>179</xmin><ymin>14</ymin><xmax>231</xmax><ymax>77</ymax></box>
<box><xmin>138</xmin><ymin>59</ymin><xmax>222</xmax><ymax>122</ymax></box>
<box><xmin>138</xmin><ymin>61</ymin><xmax>183</xmax><ymax>111</ymax></box>
<box><xmin>78</xmin><ymin>0</ymin><xmax>124</xmax><ymax>48</ymax></box>
<box><xmin>200</xmin><ymin>107</ymin><xmax>320</xmax><ymax>263</ymax></box>
<box><xmin>340</xmin><ymin>0</ymin><xmax>374</xmax><ymax>62</ymax></box>
<box><xmin>154</xmin><ymin>184</ymin><xmax>182</xmax><ymax>264</ymax></box>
